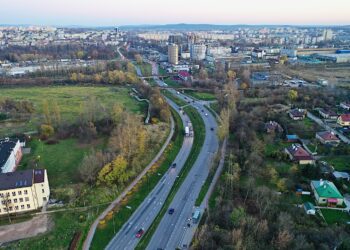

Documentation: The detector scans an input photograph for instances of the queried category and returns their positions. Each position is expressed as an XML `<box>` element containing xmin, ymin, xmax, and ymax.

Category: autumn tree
<box><xmin>288</xmin><ymin>89</ymin><xmax>298</xmax><ymax>104</ymax></box>
<box><xmin>135</xmin><ymin>54</ymin><xmax>143</xmax><ymax>64</ymax></box>
<box><xmin>97</xmin><ymin>155</ymin><xmax>130</xmax><ymax>186</ymax></box>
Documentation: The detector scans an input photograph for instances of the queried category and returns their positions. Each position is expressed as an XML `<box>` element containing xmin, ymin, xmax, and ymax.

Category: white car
<box><xmin>205</xmin><ymin>113</ymin><xmax>208</xmax><ymax>116</ymax></box>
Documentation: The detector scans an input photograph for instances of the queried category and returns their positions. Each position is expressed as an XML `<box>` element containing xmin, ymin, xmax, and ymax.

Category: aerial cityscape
<box><xmin>0</xmin><ymin>0</ymin><xmax>350</xmax><ymax>249</ymax></box>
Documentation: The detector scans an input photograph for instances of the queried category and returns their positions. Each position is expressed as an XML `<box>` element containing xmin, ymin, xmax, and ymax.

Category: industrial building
<box><xmin>168</xmin><ymin>44</ymin><xmax>179</xmax><ymax>65</ymax></box>
<box><xmin>0</xmin><ymin>169</ymin><xmax>50</xmax><ymax>216</ymax></box>
<box><xmin>314</xmin><ymin>53</ymin><xmax>350</xmax><ymax>63</ymax></box>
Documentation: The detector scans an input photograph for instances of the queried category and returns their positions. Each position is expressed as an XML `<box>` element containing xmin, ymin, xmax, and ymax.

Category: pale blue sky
<box><xmin>0</xmin><ymin>0</ymin><xmax>349</xmax><ymax>26</ymax></box>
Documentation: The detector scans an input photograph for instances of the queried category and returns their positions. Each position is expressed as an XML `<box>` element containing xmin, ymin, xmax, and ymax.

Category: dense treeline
<box><xmin>193</xmin><ymin>85</ymin><xmax>350</xmax><ymax>249</ymax></box>
<box><xmin>0</xmin><ymin>44</ymin><xmax>119</xmax><ymax>62</ymax></box>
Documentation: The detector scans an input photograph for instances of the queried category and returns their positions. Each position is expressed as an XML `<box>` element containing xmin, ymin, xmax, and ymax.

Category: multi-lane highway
<box><xmin>147</xmin><ymin>89</ymin><xmax>219</xmax><ymax>250</ymax></box>
<box><xmin>106</xmin><ymin>98</ymin><xmax>193</xmax><ymax>250</ymax></box>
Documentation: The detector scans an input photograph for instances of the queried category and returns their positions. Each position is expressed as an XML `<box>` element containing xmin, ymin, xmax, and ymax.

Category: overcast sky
<box><xmin>0</xmin><ymin>0</ymin><xmax>349</xmax><ymax>26</ymax></box>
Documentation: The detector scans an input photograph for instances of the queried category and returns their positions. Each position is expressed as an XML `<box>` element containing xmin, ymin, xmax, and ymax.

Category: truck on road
<box><xmin>192</xmin><ymin>209</ymin><xmax>201</xmax><ymax>224</ymax></box>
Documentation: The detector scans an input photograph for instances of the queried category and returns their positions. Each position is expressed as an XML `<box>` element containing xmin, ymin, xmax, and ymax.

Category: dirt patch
<box><xmin>0</xmin><ymin>214</ymin><xmax>53</xmax><ymax>244</ymax></box>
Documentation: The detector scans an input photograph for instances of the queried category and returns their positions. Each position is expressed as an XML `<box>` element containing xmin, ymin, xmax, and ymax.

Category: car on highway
<box><xmin>168</xmin><ymin>208</ymin><xmax>175</xmax><ymax>214</ymax></box>
<box><xmin>171</xmin><ymin>163</ymin><xmax>177</xmax><ymax>168</ymax></box>
<box><xmin>205</xmin><ymin>113</ymin><xmax>208</xmax><ymax>116</ymax></box>
<box><xmin>136</xmin><ymin>228</ymin><xmax>145</xmax><ymax>238</ymax></box>
<box><xmin>210</xmin><ymin>127</ymin><xmax>214</xmax><ymax>131</ymax></box>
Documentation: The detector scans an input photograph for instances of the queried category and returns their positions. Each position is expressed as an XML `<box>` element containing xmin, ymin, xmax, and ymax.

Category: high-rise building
<box><xmin>168</xmin><ymin>44</ymin><xmax>179</xmax><ymax>65</ymax></box>
<box><xmin>190</xmin><ymin>44</ymin><xmax>207</xmax><ymax>61</ymax></box>
<box><xmin>323</xmin><ymin>29</ymin><xmax>333</xmax><ymax>41</ymax></box>
<box><xmin>168</xmin><ymin>35</ymin><xmax>183</xmax><ymax>45</ymax></box>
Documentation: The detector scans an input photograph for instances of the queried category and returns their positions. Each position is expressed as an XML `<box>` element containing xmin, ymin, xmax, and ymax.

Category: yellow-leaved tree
<box><xmin>97</xmin><ymin>155</ymin><xmax>130</xmax><ymax>186</ymax></box>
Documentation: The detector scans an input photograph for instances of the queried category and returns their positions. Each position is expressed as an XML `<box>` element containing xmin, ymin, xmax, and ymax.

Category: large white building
<box><xmin>0</xmin><ymin>138</ymin><xmax>24</xmax><ymax>173</ymax></box>
<box><xmin>0</xmin><ymin>169</ymin><xmax>50</xmax><ymax>216</ymax></box>
<box><xmin>190</xmin><ymin>44</ymin><xmax>207</xmax><ymax>61</ymax></box>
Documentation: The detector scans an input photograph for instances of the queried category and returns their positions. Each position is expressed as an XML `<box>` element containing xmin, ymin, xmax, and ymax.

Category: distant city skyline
<box><xmin>0</xmin><ymin>0</ymin><xmax>349</xmax><ymax>26</ymax></box>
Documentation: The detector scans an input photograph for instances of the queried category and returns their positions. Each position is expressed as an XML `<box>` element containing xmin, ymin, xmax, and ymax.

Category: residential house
<box><xmin>0</xmin><ymin>169</ymin><xmax>50</xmax><ymax>216</ymax></box>
<box><xmin>178</xmin><ymin>71</ymin><xmax>191</xmax><ymax>81</ymax></box>
<box><xmin>340</xmin><ymin>102</ymin><xmax>350</xmax><ymax>111</ymax></box>
<box><xmin>289</xmin><ymin>109</ymin><xmax>306</xmax><ymax>120</ymax></box>
<box><xmin>265</xmin><ymin>121</ymin><xmax>283</xmax><ymax>133</ymax></box>
<box><xmin>0</xmin><ymin>138</ymin><xmax>24</xmax><ymax>173</ymax></box>
<box><xmin>332</xmin><ymin>171</ymin><xmax>350</xmax><ymax>181</ymax></box>
<box><xmin>311</xmin><ymin>179</ymin><xmax>344</xmax><ymax>206</ymax></box>
<box><xmin>318</xmin><ymin>109</ymin><xmax>338</xmax><ymax>120</ymax></box>
<box><xmin>337</xmin><ymin>114</ymin><xmax>350</xmax><ymax>127</ymax></box>
<box><xmin>285</xmin><ymin>144</ymin><xmax>314</xmax><ymax>165</ymax></box>
<box><xmin>304</xmin><ymin>202</ymin><xmax>316</xmax><ymax>215</ymax></box>
<box><xmin>316</xmin><ymin>131</ymin><xmax>340</xmax><ymax>146</ymax></box>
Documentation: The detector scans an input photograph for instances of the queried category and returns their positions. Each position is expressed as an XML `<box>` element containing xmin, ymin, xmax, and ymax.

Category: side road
<box><xmin>82</xmin><ymin>116</ymin><xmax>175</xmax><ymax>250</ymax></box>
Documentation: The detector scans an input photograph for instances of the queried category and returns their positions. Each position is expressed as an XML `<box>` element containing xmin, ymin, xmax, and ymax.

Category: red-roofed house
<box><xmin>285</xmin><ymin>144</ymin><xmax>315</xmax><ymax>165</ymax></box>
<box><xmin>316</xmin><ymin>131</ymin><xmax>340</xmax><ymax>146</ymax></box>
<box><xmin>337</xmin><ymin>114</ymin><xmax>350</xmax><ymax>127</ymax></box>
<box><xmin>178</xmin><ymin>71</ymin><xmax>191</xmax><ymax>81</ymax></box>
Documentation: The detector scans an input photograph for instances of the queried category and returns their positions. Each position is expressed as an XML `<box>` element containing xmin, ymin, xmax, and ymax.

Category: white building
<box><xmin>0</xmin><ymin>169</ymin><xmax>50</xmax><ymax>216</ymax></box>
<box><xmin>0</xmin><ymin>138</ymin><xmax>24</xmax><ymax>173</ymax></box>
<box><xmin>190</xmin><ymin>44</ymin><xmax>207</xmax><ymax>61</ymax></box>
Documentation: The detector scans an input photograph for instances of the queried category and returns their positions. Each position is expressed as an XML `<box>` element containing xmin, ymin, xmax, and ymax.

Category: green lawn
<box><xmin>265</xmin><ymin>141</ymin><xmax>291</xmax><ymax>156</ymax></box>
<box><xmin>184</xmin><ymin>90</ymin><xmax>216</xmax><ymax>101</ymax></box>
<box><xmin>19</xmin><ymin>138</ymin><xmax>105</xmax><ymax>188</ymax></box>
<box><xmin>320</xmin><ymin>209</ymin><xmax>350</xmax><ymax>224</ymax></box>
<box><xmin>0</xmin><ymin>86</ymin><xmax>145</xmax><ymax>136</ymax></box>
<box><xmin>162</xmin><ymin>90</ymin><xmax>187</xmax><ymax>106</ymax></box>
<box><xmin>210</xmin><ymin>102</ymin><xmax>220</xmax><ymax>114</ymax></box>
<box><xmin>158</xmin><ymin>67</ymin><xmax>167</xmax><ymax>76</ymax></box>
<box><xmin>164</xmin><ymin>78</ymin><xmax>179</xmax><ymax>87</ymax></box>
<box><xmin>322</xmin><ymin>156</ymin><xmax>350</xmax><ymax>171</ymax></box>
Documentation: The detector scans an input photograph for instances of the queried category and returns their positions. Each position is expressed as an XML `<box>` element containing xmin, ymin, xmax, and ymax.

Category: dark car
<box><xmin>210</xmin><ymin>127</ymin><xmax>214</xmax><ymax>131</ymax></box>
<box><xmin>171</xmin><ymin>163</ymin><xmax>177</xmax><ymax>168</ymax></box>
<box><xmin>168</xmin><ymin>208</ymin><xmax>175</xmax><ymax>214</ymax></box>
<box><xmin>136</xmin><ymin>228</ymin><xmax>145</xmax><ymax>238</ymax></box>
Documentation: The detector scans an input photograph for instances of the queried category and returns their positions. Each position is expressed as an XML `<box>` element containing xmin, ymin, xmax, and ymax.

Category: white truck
<box><xmin>185</xmin><ymin>126</ymin><xmax>190</xmax><ymax>136</ymax></box>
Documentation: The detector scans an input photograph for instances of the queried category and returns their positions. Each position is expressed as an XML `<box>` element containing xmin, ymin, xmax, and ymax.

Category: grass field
<box><xmin>0</xmin><ymin>86</ymin><xmax>145</xmax><ymax>136</ymax></box>
<box><xmin>19</xmin><ymin>138</ymin><xmax>106</xmax><ymax>188</ymax></box>
<box><xmin>139</xmin><ymin>63</ymin><xmax>152</xmax><ymax>77</ymax></box>
<box><xmin>162</xmin><ymin>90</ymin><xmax>187</xmax><ymax>106</ymax></box>
<box><xmin>89</xmin><ymin>108</ymin><xmax>184</xmax><ymax>250</ymax></box>
<box><xmin>322</xmin><ymin>156</ymin><xmax>350</xmax><ymax>171</ymax></box>
<box><xmin>136</xmin><ymin>105</ymin><xmax>205</xmax><ymax>249</ymax></box>
<box><xmin>164</xmin><ymin>78</ymin><xmax>180</xmax><ymax>87</ymax></box>
<box><xmin>320</xmin><ymin>209</ymin><xmax>350</xmax><ymax>224</ymax></box>
<box><xmin>184</xmin><ymin>90</ymin><xmax>216</xmax><ymax>101</ymax></box>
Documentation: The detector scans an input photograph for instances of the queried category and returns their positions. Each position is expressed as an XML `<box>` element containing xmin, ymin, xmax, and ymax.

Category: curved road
<box><xmin>146</xmin><ymin>89</ymin><xmax>219</xmax><ymax>250</ymax></box>
<box><xmin>106</xmin><ymin>98</ymin><xmax>194</xmax><ymax>250</ymax></box>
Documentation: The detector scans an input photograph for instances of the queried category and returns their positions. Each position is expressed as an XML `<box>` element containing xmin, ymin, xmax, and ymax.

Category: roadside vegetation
<box><xmin>184</xmin><ymin>90</ymin><xmax>216</xmax><ymax>101</ymax></box>
<box><xmin>136</xmin><ymin>102</ymin><xmax>205</xmax><ymax>249</ymax></box>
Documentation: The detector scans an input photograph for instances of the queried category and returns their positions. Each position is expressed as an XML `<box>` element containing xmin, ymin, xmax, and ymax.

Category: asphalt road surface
<box><xmin>147</xmin><ymin>89</ymin><xmax>219</xmax><ymax>250</ymax></box>
<box><xmin>106</xmin><ymin>98</ymin><xmax>193</xmax><ymax>250</ymax></box>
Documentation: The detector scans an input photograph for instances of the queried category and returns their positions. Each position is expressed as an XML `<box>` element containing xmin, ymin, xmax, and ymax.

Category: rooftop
<box><xmin>316</xmin><ymin>131</ymin><xmax>339</xmax><ymax>141</ymax></box>
<box><xmin>0</xmin><ymin>138</ymin><xmax>19</xmax><ymax>172</ymax></box>
<box><xmin>0</xmin><ymin>169</ymin><xmax>46</xmax><ymax>191</ymax></box>
<box><xmin>339</xmin><ymin>114</ymin><xmax>350</xmax><ymax>122</ymax></box>
<box><xmin>311</xmin><ymin>180</ymin><xmax>343</xmax><ymax>199</ymax></box>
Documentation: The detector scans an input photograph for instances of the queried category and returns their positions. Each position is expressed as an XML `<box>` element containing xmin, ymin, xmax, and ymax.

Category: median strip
<box><xmin>136</xmin><ymin>101</ymin><xmax>205</xmax><ymax>249</ymax></box>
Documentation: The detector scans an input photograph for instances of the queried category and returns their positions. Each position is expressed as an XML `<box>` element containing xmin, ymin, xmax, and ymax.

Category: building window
<box><xmin>15</xmin><ymin>206</ymin><xmax>19</xmax><ymax>210</ymax></box>
<box><xmin>19</xmin><ymin>198</ymin><xmax>23</xmax><ymax>202</ymax></box>
<box><xmin>25</xmin><ymin>197</ymin><xmax>29</xmax><ymax>202</ymax></box>
<box><xmin>1</xmin><ymin>200</ymin><xmax>5</xmax><ymax>205</ymax></box>
<box><xmin>9</xmin><ymin>207</ymin><xmax>13</xmax><ymax>211</ymax></box>
<box><xmin>43</xmin><ymin>197</ymin><xmax>47</xmax><ymax>201</ymax></box>
<box><xmin>18</xmin><ymin>191</ymin><xmax>22</xmax><ymax>195</ymax></box>
<box><xmin>14</xmin><ymin>198</ymin><xmax>18</xmax><ymax>203</ymax></box>
<box><xmin>0</xmin><ymin>193</ymin><xmax>3</xmax><ymax>198</ymax></box>
<box><xmin>24</xmin><ymin>190</ymin><xmax>28</xmax><ymax>195</ymax></box>
<box><xmin>21</xmin><ymin>205</ymin><xmax>24</xmax><ymax>209</ymax></box>
<box><xmin>12</xmin><ymin>192</ymin><xmax>16</xmax><ymax>196</ymax></box>
<box><xmin>42</xmin><ymin>189</ymin><xmax>45</xmax><ymax>193</ymax></box>
<box><xmin>27</xmin><ymin>204</ymin><xmax>30</xmax><ymax>209</ymax></box>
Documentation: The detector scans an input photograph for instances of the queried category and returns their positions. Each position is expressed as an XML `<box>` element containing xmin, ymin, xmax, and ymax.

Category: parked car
<box><xmin>168</xmin><ymin>208</ymin><xmax>175</xmax><ymax>214</ymax></box>
<box><xmin>136</xmin><ymin>228</ymin><xmax>145</xmax><ymax>238</ymax></box>
<box><xmin>171</xmin><ymin>163</ymin><xmax>177</xmax><ymax>168</ymax></box>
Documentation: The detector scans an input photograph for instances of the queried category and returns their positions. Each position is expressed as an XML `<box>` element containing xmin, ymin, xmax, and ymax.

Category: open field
<box><xmin>19</xmin><ymin>138</ymin><xmax>105</xmax><ymax>188</ymax></box>
<box><xmin>277</xmin><ymin>64</ymin><xmax>350</xmax><ymax>87</ymax></box>
<box><xmin>320</xmin><ymin>209</ymin><xmax>350</xmax><ymax>224</ymax></box>
<box><xmin>322</xmin><ymin>155</ymin><xmax>350</xmax><ymax>171</ymax></box>
<box><xmin>0</xmin><ymin>86</ymin><xmax>146</xmax><ymax>136</ymax></box>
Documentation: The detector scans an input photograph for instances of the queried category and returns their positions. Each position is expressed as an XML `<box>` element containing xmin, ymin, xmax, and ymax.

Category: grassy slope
<box><xmin>89</xmin><ymin>108</ymin><xmax>184</xmax><ymax>250</ymax></box>
<box><xmin>184</xmin><ymin>90</ymin><xmax>216</xmax><ymax>101</ymax></box>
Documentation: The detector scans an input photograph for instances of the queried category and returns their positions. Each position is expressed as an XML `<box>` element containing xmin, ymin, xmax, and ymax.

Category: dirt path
<box><xmin>0</xmin><ymin>214</ymin><xmax>51</xmax><ymax>245</ymax></box>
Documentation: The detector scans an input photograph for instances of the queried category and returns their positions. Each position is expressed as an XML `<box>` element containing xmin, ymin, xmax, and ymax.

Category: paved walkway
<box><xmin>82</xmin><ymin>116</ymin><xmax>175</xmax><ymax>250</ymax></box>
